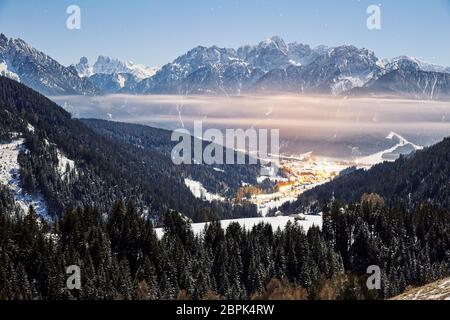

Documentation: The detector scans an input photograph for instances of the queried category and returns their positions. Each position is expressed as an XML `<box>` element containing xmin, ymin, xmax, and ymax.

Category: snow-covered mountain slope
<box><xmin>352</xmin><ymin>59</ymin><xmax>450</xmax><ymax>100</ymax></box>
<box><xmin>357</xmin><ymin>132</ymin><xmax>423</xmax><ymax>166</ymax></box>
<box><xmin>134</xmin><ymin>45</ymin><xmax>252</xmax><ymax>94</ymax></box>
<box><xmin>0</xmin><ymin>33</ymin><xmax>98</xmax><ymax>96</ymax></box>
<box><xmin>72</xmin><ymin>56</ymin><xmax>93</xmax><ymax>78</ymax></box>
<box><xmin>384</xmin><ymin>56</ymin><xmax>450</xmax><ymax>74</ymax></box>
<box><xmin>88</xmin><ymin>72</ymin><xmax>140</xmax><ymax>94</ymax></box>
<box><xmin>237</xmin><ymin>36</ymin><xmax>311</xmax><ymax>72</ymax></box>
<box><xmin>255</xmin><ymin>45</ymin><xmax>381</xmax><ymax>94</ymax></box>
<box><xmin>71</xmin><ymin>56</ymin><xmax>157</xmax><ymax>93</ymax></box>
<box><xmin>391</xmin><ymin>277</ymin><xmax>450</xmax><ymax>300</ymax></box>
<box><xmin>0</xmin><ymin>138</ymin><xmax>48</xmax><ymax>218</ymax></box>
<box><xmin>95</xmin><ymin>56</ymin><xmax>157</xmax><ymax>79</ymax></box>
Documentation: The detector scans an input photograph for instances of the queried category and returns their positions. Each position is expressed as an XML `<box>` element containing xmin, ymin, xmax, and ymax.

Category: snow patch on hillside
<box><xmin>357</xmin><ymin>132</ymin><xmax>423</xmax><ymax>166</ymax></box>
<box><xmin>56</xmin><ymin>150</ymin><xmax>77</xmax><ymax>181</ymax></box>
<box><xmin>26</xmin><ymin>123</ymin><xmax>35</xmax><ymax>133</ymax></box>
<box><xmin>117</xmin><ymin>74</ymin><xmax>126</xmax><ymax>88</ymax></box>
<box><xmin>184</xmin><ymin>178</ymin><xmax>225</xmax><ymax>202</ymax></box>
<box><xmin>155</xmin><ymin>214</ymin><xmax>322</xmax><ymax>239</ymax></box>
<box><xmin>0</xmin><ymin>61</ymin><xmax>20</xmax><ymax>82</ymax></box>
<box><xmin>0</xmin><ymin>139</ymin><xmax>49</xmax><ymax>218</ymax></box>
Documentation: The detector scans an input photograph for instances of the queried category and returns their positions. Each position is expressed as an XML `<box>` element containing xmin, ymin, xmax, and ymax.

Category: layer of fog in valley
<box><xmin>51</xmin><ymin>94</ymin><xmax>450</xmax><ymax>160</ymax></box>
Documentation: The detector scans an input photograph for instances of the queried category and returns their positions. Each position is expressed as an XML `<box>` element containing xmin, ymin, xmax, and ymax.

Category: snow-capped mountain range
<box><xmin>75</xmin><ymin>56</ymin><xmax>158</xmax><ymax>94</ymax></box>
<box><xmin>134</xmin><ymin>37</ymin><xmax>450</xmax><ymax>99</ymax></box>
<box><xmin>1</xmin><ymin>33</ymin><xmax>450</xmax><ymax>99</ymax></box>
<box><xmin>72</xmin><ymin>56</ymin><xmax>158</xmax><ymax>79</ymax></box>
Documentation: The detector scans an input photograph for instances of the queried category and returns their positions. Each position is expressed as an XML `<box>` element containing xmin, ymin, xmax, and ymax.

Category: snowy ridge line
<box><xmin>357</xmin><ymin>132</ymin><xmax>423</xmax><ymax>166</ymax></box>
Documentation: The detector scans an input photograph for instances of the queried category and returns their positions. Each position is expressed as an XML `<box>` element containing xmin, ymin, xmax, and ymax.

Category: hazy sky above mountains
<box><xmin>1</xmin><ymin>0</ymin><xmax>450</xmax><ymax>67</ymax></box>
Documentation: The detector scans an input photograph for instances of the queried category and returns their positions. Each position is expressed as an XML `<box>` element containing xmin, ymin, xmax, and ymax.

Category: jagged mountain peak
<box><xmin>388</xmin><ymin>58</ymin><xmax>421</xmax><ymax>72</ymax></box>
<box><xmin>72</xmin><ymin>55</ymin><xmax>157</xmax><ymax>80</ymax></box>
<box><xmin>73</xmin><ymin>56</ymin><xmax>94</xmax><ymax>77</ymax></box>
<box><xmin>259</xmin><ymin>36</ymin><xmax>289</xmax><ymax>52</ymax></box>
<box><xmin>326</xmin><ymin>45</ymin><xmax>376</xmax><ymax>59</ymax></box>
<box><xmin>0</xmin><ymin>34</ymin><xmax>98</xmax><ymax>96</ymax></box>
<box><xmin>0</xmin><ymin>33</ymin><xmax>9</xmax><ymax>49</ymax></box>
<box><xmin>79</xmin><ymin>56</ymin><xmax>89</xmax><ymax>64</ymax></box>
<box><xmin>177</xmin><ymin>45</ymin><xmax>238</xmax><ymax>64</ymax></box>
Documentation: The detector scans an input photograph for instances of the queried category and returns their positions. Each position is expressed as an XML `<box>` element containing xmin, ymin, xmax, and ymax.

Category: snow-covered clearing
<box><xmin>184</xmin><ymin>178</ymin><xmax>225</xmax><ymax>202</ymax></box>
<box><xmin>0</xmin><ymin>139</ymin><xmax>49</xmax><ymax>218</ymax></box>
<box><xmin>154</xmin><ymin>214</ymin><xmax>322</xmax><ymax>239</ymax></box>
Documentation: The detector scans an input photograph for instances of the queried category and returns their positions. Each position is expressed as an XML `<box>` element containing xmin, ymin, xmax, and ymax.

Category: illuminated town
<box><xmin>249</xmin><ymin>153</ymin><xmax>356</xmax><ymax>216</ymax></box>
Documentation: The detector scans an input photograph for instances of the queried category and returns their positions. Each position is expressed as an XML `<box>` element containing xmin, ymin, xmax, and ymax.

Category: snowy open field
<box><xmin>154</xmin><ymin>214</ymin><xmax>322</xmax><ymax>239</ymax></box>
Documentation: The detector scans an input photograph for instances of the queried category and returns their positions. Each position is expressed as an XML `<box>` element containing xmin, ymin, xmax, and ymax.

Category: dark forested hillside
<box><xmin>0</xmin><ymin>76</ymin><xmax>257</xmax><ymax>221</ymax></box>
<box><xmin>0</xmin><ymin>199</ymin><xmax>448</xmax><ymax>300</ymax></box>
<box><xmin>82</xmin><ymin>119</ymin><xmax>260</xmax><ymax>197</ymax></box>
<box><xmin>280</xmin><ymin>137</ymin><xmax>450</xmax><ymax>214</ymax></box>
